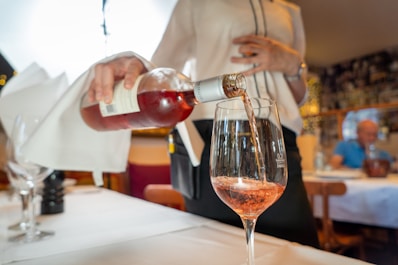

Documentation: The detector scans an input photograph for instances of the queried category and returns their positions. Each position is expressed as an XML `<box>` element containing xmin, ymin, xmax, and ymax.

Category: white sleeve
<box><xmin>151</xmin><ymin>0</ymin><xmax>195</xmax><ymax>72</ymax></box>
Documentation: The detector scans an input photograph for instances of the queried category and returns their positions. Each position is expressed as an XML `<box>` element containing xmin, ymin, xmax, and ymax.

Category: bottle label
<box><xmin>194</xmin><ymin>76</ymin><xmax>227</xmax><ymax>102</ymax></box>
<box><xmin>99</xmin><ymin>75</ymin><xmax>143</xmax><ymax>117</ymax></box>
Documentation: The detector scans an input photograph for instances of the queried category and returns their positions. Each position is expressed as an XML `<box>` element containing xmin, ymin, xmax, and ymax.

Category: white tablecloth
<box><xmin>0</xmin><ymin>186</ymin><xmax>372</xmax><ymax>265</ymax></box>
<box><xmin>304</xmin><ymin>172</ymin><xmax>398</xmax><ymax>229</ymax></box>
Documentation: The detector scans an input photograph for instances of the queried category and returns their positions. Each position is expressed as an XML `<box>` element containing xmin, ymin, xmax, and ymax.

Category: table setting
<box><xmin>303</xmin><ymin>169</ymin><xmax>398</xmax><ymax>228</ymax></box>
<box><xmin>0</xmin><ymin>186</ymin><xmax>374</xmax><ymax>265</ymax></box>
<box><xmin>0</xmin><ymin>62</ymin><xmax>375</xmax><ymax>265</ymax></box>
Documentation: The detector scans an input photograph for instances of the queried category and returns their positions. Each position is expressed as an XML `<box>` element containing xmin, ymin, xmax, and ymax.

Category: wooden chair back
<box><xmin>304</xmin><ymin>180</ymin><xmax>365</xmax><ymax>259</ymax></box>
<box><xmin>143</xmin><ymin>184</ymin><xmax>186</xmax><ymax>211</ymax></box>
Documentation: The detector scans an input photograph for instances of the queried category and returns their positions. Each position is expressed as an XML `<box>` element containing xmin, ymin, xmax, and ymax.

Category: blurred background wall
<box><xmin>0</xmin><ymin>0</ymin><xmax>177</xmax><ymax>82</ymax></box>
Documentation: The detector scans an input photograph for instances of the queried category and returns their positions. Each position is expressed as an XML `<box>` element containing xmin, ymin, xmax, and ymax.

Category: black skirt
<box><xmin>173</xmin><ymin>119</ymin><xmax>320</xmax><ymax>249</ymax></box>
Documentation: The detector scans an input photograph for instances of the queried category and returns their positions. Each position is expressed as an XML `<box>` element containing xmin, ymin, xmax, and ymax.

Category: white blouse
<box><xmin>151</xmin><ymin>0</ymin><xmax>306</xmax><ymax>135</ymax></box>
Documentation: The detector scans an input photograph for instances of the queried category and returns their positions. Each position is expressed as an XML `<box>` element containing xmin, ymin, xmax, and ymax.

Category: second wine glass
<box><xmin>210</xmin><ymin>97</ymin><xmax>288</xmax><ymax>265</ymax></box>
<box><xmin>5</xmin><ymin>114</ymin><xmax>54</xmax><ymax>243</ymax></box>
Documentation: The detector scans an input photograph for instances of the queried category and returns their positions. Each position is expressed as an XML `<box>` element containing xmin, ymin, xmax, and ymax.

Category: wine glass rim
<box><xmin>216</xmin><ymin>97</ymin><xmax>275</xmax><ymax>110</ymax></box>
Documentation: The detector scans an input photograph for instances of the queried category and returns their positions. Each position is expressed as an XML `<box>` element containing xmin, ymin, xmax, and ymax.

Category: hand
<box><xmin>231</xmin><ymin>35</ymin><xmax>301</xmax><ymax>77</ymax></box>
<box><xmin>88</xmin><ymin>56</ymin><xmax>147</xmax><ymax>104</ymax></box>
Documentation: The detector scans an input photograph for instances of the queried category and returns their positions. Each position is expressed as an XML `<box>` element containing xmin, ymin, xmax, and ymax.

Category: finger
<box><xmin>90</xmin><ymin>63</ymin><xmax>107</xmax><ymax>102</ymax></box>
<box><xmin>101</xmin><ymin>67</ymin><xmax>117</xmax><ymax>104</ymax></box>
<box><xmin>87</xmin><ymin>81</ymin><xmax>97</xmax><ymax>102</ymax></box>
<box><xmin>234</xmin><ymin>42</ymin><xmax>264</xmax><ymax>58</ymax></box>
<box><xmin>232</xmin><ymin>35</ymin><xmax>257</xmax><ymax>43</ymax></box>
<box><xmin>230</xmin><ymin>56</ymin><xmax>257</xmax><ymax>64</ymax></box>
<box><xmin>124</xmin><ymin>59</ymin><xmax>145</xmax><ymax>88</ymax></box>
<box><xmin>240</xmin><ymin>65</ymin><xmax>263</xmax><ymax>77</ymax></box>
<box><xmin>233</xmin><ymin>35</ymin><xmax>269</xmax><ymax>45</ymax></box>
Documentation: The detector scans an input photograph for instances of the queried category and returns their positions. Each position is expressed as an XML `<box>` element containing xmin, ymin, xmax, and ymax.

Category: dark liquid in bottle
<box><xmin>81</xmin><ymin>90</ymin><xmax>195</xmax><ymax>131</ymax></box>
<box><xmin>363</xmin><ymin>159</ymin><xmax>390</xmax><ymax>178</ymax></box>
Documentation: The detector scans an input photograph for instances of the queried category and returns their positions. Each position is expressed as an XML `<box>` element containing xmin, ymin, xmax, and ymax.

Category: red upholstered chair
<box><xmin>128</xmin><ymin>136</ymin><xmax>172</xmax><ymax>199</ymax></box>
<box><xmin>128</xmin><ymin>163</ymin><xmax>171</xmax><ymax>199</ymax></box>
<box><xmin>0</xmin><ymin>170</ymin><xmax>9</xmax><ymax>191</ymax></box>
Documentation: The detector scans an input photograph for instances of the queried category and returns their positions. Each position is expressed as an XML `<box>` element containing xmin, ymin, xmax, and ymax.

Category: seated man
<box><xmin>329</xmin><ymin>119</ymin><xmax>393</xmax><ymax>169</ymax></box>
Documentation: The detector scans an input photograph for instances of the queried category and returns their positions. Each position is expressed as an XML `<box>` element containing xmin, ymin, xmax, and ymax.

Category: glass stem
<box><xmin>242</xmin><ymin>218</ymin><xmax>257</xmax><ymax>265</ymax></box>
<box><xmin>25</xmin><ymin>182</ymin><xmax>37</xmax><ymax>241</ymax></box>
<box><xmin>20</xmin><ymin>191</ymin><xmax>30</xmax><ymax>228</ymax></box>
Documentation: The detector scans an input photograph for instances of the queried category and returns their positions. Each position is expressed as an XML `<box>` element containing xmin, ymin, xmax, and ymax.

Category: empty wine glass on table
<box><xmin>210</xmin><ymin>97</ymin><xmax>288</xmax><ymax>265</ymax></box>
<box><xmin>0</xmin><ymin>125</ymin><xmax>30</xmax><ymax>231</ymax></box>
<box><xmin>5</xmin><ymin>114</ymin><xmax>54</xmax><ymax>243</ymax></box>
<box><xmin>6</xmin><ymin>169</ymin><xmax>36</xmax><ymax>231</ymax></box>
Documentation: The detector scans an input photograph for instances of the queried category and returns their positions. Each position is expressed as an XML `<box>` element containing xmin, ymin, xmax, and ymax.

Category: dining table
<box><xmin>0</xmin><ymin>184</ymin><xmax>373</xmax><ymax>265</ymax></box>
<box><xmin>303</xmin><ymin>171</ymin><xmax>398</xmax><ymax>229</ymax></box>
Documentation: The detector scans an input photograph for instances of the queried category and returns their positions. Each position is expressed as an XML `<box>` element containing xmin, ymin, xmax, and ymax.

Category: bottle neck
<box><xmin>192</xmin><ymin>76</ymin><xmax>227</xmax><ymax>103</ymax></box>
<box><xmin>192</xmin><ymin>73</ymin><xmax>246</xmax><ymax>103</ymax></box>
<box><xmin>184</xmin><ymin>89</ymin><xmax>199</xmax><ymax>107</ymax></box>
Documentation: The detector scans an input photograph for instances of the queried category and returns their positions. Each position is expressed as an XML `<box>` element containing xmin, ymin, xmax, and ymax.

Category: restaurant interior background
<box><xmin>1</xmin><ymin>1</ymin><xmax>398</xmax><ymax>181</ymax></box>
<box><xmin>1</xmin><ymin>0</ymin><xmax>398</xmax><ymax>263</ymax></box>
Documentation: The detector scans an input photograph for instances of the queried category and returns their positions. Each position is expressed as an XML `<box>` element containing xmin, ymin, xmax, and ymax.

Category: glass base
<box><xmin>9</xmin><ymin>229</ymin><xmax>54</xmax><ymax>243</ymax></box>
<box><xmin>8</xmin><ymin>221</ymin><xmax>39</xmax><ymax>231</ymax></box>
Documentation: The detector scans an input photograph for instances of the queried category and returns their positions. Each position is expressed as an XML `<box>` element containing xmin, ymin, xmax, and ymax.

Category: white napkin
<box><xmin>0</xmin><ymin>52</ymin><xmax>139</xmax><ymax>185</ymax></box>
<box><xmin>0</xmin><ymin>65</ymin><xmax>67</xmax><ymax>137</ymax></box>
<box><xmin>176</xmin><ymin>119</ymin><xmax>204</xmax><ymax>167</ymax></box>
<box><xmin>0</xmin><ymin>62</ymin><xmax>49</xmax><ymax>97</ymax></box>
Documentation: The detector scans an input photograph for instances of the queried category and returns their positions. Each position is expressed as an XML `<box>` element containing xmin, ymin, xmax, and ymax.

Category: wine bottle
<box><xmin>80</xmin><ymin>68</ymin><xmax>246</xmax><ymax>131</ymax></box>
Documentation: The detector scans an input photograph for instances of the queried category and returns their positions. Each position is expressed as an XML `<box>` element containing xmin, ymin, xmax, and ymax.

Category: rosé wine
<box><xmin>211</xmin><ymin>176</ymin><xmax>285</xmax><ymax>219</ymax></box>
<box><xmin>81</xmin><ymin>90</ymin><xmax>194</xmax><ymax>131</ymax></box>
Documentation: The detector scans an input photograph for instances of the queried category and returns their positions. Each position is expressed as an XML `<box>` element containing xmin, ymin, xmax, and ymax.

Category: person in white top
<box><xmin>88</xmin><ymin>0</ymin><xmax>319</xmax><ymax>248</ymax></box>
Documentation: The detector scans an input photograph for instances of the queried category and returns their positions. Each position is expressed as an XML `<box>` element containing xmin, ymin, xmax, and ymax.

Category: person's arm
<box><xmin>282</xmin><ymin>0</ymin><xmax>307</xmax><ymax>105</ymax></box>
<box><xmin>151</xmin><ymin>0</ymin><xmax>194</xmax><ymax>71</ymax></box>
<box><xmin>329</xmin><ymin>154</ymin><xmax>345</xmax><ymax>169</ymax></box>
<box><xmin>282</xmin><ymin>59</ymin><xmax>308</xmax><ymax>105</ymax></box>
<box><xmin>329</xmin><ymin>141</ymin><xmax>349</xmax><ymax>169</ymax></box>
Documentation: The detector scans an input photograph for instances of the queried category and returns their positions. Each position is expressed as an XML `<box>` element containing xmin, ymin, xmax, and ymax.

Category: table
<box><xmin>304</xmin><ymin>172</ymin><xmax>398</xmax><ymax>229</ymax></box>
<box><xmin>0</xmin><ymin>186</ymin><xmax>372</xmax><ymax>265</ymax></box>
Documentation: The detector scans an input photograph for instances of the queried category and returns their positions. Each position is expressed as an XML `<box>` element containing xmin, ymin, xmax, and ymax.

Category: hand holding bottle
<box><xmin>88</xmin><ymin>56</ymin><xmax>147</xmax><ymax>104</ymax></box>
<box><xmin>80</xmin><ymin>53</ymin><xmax>247</xmax><ymax>131</ymax></box>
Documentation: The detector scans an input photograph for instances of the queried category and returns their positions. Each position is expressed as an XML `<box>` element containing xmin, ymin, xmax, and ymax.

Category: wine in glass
<box><xmin>5</xmin><ymin>114</ymin><xmax>54</xmax><ymax>243</ymax></box>
<box><xmin>210</xmin><ymin>97</ymin><xmax>287</xmax><ymax>265</ymax></box>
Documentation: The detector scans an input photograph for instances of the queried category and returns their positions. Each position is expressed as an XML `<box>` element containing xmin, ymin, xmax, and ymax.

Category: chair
<box><xmin>304</xmin><ymin>180</ymin><xmax>366</xmax><ymax>260</ymax></box>
<box><xmin>143</xmin><ymin>184</ymin><xmax>186</xmax><ymax>211</ymax></box>
<box><xmin>0</xmin><ymin>170</ymin><xmax>9</xmax><ymax>191</ymax></box>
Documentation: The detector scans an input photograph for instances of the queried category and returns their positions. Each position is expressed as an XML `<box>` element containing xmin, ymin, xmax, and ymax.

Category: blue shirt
<box><xmin>334</xmin><ymin>140</ymin><xmax>393</xmax><ymax>168</ymax></box>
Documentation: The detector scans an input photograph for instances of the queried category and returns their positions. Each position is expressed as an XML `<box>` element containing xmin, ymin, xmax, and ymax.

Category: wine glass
<box><xmin>0</xmin><ymin>123</ymin><xmax>31</xmax><ymax>231</ymax></box>
<box><xmin>6</xmin><ymin>169</ymin><xmax>36</xmax><ymax>231</ymax></box>
<box><xmin>210</xmin><ymin>97</ymin><xmax>287</xmax><ymax>265</ymax></box>
<box><xmin>5</xmin><ymin>114</ymin><xmax>54</xmax><ymax>243</ymax></box>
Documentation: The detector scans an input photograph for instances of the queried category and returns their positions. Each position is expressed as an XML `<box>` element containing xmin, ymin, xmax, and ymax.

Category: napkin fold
<box><xmin>176</xmin><ymin>119</ymin><xmax>204</xmax><ymax>167</ymax></box>
<box><xmin>0</xmin><ymin>52</ymin><xmax>140</xmax><ymax>185</ymax></box>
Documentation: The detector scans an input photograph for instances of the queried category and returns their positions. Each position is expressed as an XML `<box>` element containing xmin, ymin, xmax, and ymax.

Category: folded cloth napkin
<box><xmin>0</xmin><ymin>63</ymin><xmax>66</xmax><ymax>136</ymax></box>
<box><xmin>175</xmin><ymin>119</ymin><xmax>204</xmax><ymax>167</ymax></box>
<box><xmin>0</xmin><ymin>52</ymin><xmax>143</xmax><ymax>185</ymax></box>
